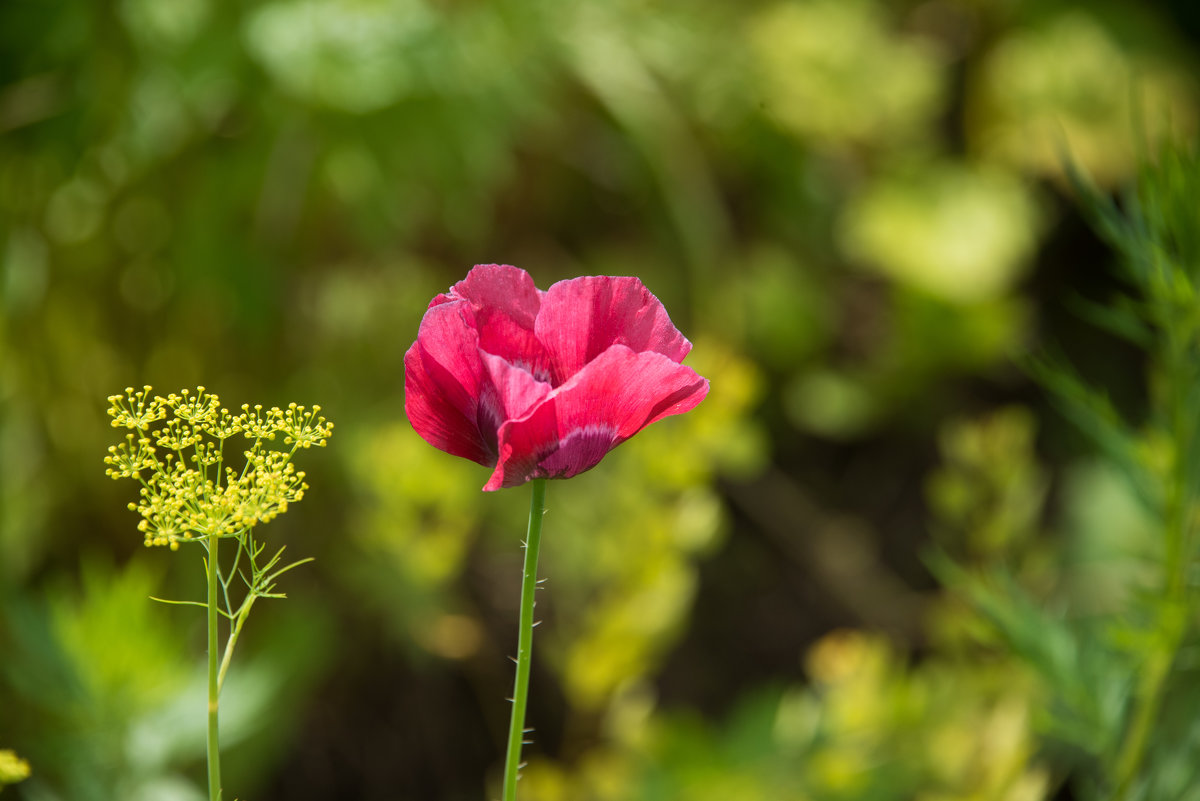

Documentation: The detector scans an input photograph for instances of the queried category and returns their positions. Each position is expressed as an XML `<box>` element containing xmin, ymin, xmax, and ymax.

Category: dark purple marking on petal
<box><xmin>482</xmin><ymin>345</ymin><xmax>708</xmax><ymax>490</ymax></box>
<box><xmin>534</xmin><ymin>424</ymin><xmax>618</xmax><ymax>479</ymax></box>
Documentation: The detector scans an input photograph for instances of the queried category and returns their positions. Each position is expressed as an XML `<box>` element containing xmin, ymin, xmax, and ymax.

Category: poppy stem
<box><xmin>502</xmin><ymin>478</ymin><xmax>547</xmax><ymax>801</ymax></box>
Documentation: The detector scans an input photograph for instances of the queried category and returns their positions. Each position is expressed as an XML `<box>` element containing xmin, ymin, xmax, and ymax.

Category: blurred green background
<box><xmin>2</xmin><ymin>0</ymin><xmax>1198</xmax><ymax>798</ymax></box>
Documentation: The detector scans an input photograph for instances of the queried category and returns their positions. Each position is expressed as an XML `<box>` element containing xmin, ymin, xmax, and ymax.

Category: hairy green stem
<box><xmin>206</xmin><ymin>534</ymin><xmax>223</xmax><ymax>801</ymax></box>
<box><xmin>502</xmin><ymin>479</ymin><xmax>547</xmax><ymax>801</ymax></box>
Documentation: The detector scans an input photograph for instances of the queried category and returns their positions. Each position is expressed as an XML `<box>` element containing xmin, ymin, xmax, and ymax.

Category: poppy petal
<box><xmin>536</xmin><ymin>276</ymin><xmax>692</xmax><ymax>383</ymax></box>
<box><xmin>478</xmin><ymin>352</ymin><xmax>553</xmax><ymax>437</ymax></box>
<box><xmin>436</xmin><ymin>263</ymin><xmax>552</xmax><ymax>380</ymax></box>
<box><xmin>404</xmin><ymin>348</ymin><xmax>492</xmax><ymax>466</ymax></box>
<box><xmin>404</xmin><ymin>303</ymin><xmax>492</xmax><ymax>464</ymax></box>
<box><xmin>431</xmin><ymin>264</ymin><xmax>541</xmax><ymax>326</ymax></box>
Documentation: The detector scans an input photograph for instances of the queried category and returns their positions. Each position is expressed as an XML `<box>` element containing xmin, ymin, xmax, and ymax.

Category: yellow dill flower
<box><xmin>105</xmin><ymin>386</ymin><xmax>333</xmax><ymax>548</ymax></box>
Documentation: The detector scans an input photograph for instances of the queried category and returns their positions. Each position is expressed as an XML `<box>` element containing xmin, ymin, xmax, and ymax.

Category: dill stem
<box><xmin>218</xmin><ymin>593</ymin><xmax>257</xmax><ymax>692</ymax></box>
<box><xmin>206</xmin><ymin>534</ymin><xmax>223</xmax><ymax>801</ymax></box>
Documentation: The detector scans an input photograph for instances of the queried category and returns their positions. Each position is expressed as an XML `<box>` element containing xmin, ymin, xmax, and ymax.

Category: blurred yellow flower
<box><xmin>970</xmin><ymin>12</ymin><xmax>1196</xmax><ymax>185</ymax></box>
<box><xmin>0</xmin><ymin>749</ymin><xmax>31</xmax><ymax>788</ymax></box>
<box><xmin>748</xmin><ymin>0</ymin><xmax>947</xmax><ymax>146</ymax></box>
<box><xmin>838</xmin><ymin>162</ymin><xmax>1041</xmax><ymax>303</ymax></box>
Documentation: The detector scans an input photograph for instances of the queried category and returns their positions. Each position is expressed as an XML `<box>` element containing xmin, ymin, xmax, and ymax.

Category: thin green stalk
<box><xmin>206</xmin><ymin>534</ymin><xmax>223</xmax><ymax>801</ymax></box>
<box><xmin>1113</xmin><ymin>332</ymin><xmax>1194</xmax><ymax>800</ymax></box>
<box><xmin>502</xmin><ymin>479</ymin><xmax>547</xmax><ymax>801</ymax></box>
<box><xmin>218</xmin><ymin>594</ymin><xmax>257</xmax><ymax>692</ymax></box>
<box><xmin>1114</xmin><ymin>639</ymin><xmax>1175</xmax><ymax>799</ymax></box>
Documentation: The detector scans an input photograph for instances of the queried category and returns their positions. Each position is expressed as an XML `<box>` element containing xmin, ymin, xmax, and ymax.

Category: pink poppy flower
<box><xmin>404</xmin><ymin>264</ymin><xmax>709</xmax><ymax>490</ymax></box>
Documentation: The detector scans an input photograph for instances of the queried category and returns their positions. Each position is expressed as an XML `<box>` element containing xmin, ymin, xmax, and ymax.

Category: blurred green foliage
<box><xmin>3</xmin><ymin>0</ymin><xmax>1200</xmax><ymax>798</ymax></box>
<box><xmin>523</xmin><ymin>629</ymin><xmax>1048</xmax><ymax>801</ymax></box>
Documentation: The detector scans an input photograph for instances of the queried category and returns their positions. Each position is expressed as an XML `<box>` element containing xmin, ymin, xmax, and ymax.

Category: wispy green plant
<box><xmin>948</xmin><ymin>140</ymin><xmax>1200</xmax><ymax>800</ymax></box>
<box><xmin>1068</xmin><ymin>141</ymin><xmax>1200</xmax><ymax>801</ymax></box>
<box><xmin>105</xmin><ymin>386</ymin><xmax>333</xmax><ymax>801</ymax></box>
